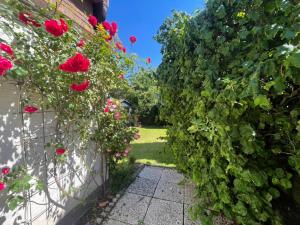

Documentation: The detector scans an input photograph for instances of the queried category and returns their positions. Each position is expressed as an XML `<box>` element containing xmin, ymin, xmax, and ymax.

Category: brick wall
<box><xmin>33</xmin><ymin>0</ymin><xmax>95</xmax><ymax>32</ymax></box>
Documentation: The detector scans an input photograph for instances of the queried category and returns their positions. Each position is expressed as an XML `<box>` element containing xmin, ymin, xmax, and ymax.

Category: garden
<box><xmin>0</xmin><ymin>0</ymin><xmax>300</xmax><ymax>225</ymax></box>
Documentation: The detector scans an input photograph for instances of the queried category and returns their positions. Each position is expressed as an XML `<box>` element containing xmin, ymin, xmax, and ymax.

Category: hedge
<box><xmin>156</xmin><ymin>0</ymin><xmax>300</xmax><ymax>224</ymax></box>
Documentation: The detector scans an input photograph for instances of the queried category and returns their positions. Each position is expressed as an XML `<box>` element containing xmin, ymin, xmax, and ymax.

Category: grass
<box><xmin>129</xmin><ymin>127</ymin><xmax>176</xmax><ymax>168</ymax></box>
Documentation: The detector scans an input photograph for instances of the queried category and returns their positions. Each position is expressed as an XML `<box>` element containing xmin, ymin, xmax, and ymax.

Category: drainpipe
<box><xmin>92</xmin><ymin>0</ymin><xmax>109</xmax><ymax>23</ymax></box>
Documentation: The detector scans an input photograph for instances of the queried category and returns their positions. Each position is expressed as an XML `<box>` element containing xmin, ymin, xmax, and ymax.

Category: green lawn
<box><xmin>129</xmin><ymin>127</ymin><xmax>176</xmax><ymax>168</ymax></box>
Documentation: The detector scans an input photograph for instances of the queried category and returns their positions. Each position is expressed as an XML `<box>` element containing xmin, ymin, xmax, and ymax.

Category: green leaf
<box><xmin>254</xmin><ymin>95</ymin><xmax>271</xmax><ymax>110</ymax></box>
<box><xmin>7</xmin><ymin>196</ymin><xmax>24</xmax><ymax>211</ymax></box>
<box><xmin>287</xmin><ymin>53</ymin><xmax>300</xmax><ymax>68</ymax></box>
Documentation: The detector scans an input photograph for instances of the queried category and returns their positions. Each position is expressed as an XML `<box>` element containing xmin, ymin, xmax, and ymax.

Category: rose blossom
<box><xmin>44</xmin><ymin>19</ymin><xmax>68</xmax><ymax>37</ymax></box>
<box><xmin>24</xmin><ymin>105</ymin><xmax>38</xmax><ymax>113</ymax></box>
<box><xmin>0</xmin><ymin>43</ymin><xmax>14</xmax><ymax>56</ymax></box>
<box><xmin>0</xmin><ymin>182</ymin><xmax>6</xmax><ymax>191</ymax></box>
<box><xmin>77</xmin><ymin>39</ymin><xmax>85</xmax><ymax>48</ymax></box>
<box><xmin>115</xmin><ymin>42</ymin><xmax>124</xmax><ymax>51</ymax></box>
<box><xmin>56</xmin><ymin>148</ymin><xmax>65</xmax><ymax>155</ymax></box>
<box><xmin>102</xmin><ymin>21</ymin><xmax>111</xmax><ymax>31</ymax></box>
<box><xmin>88</xmin><ymin>15</ymin><xmax>98</xmax><ymax>27</ymax></box>
<box><xmin>1</xmin><ymin>167</ymin><xmax>10</xmax><ymax>175</ymax></box>
<box><xmin>19</xmin><ymin>12</ymin><xmax>41</xmax><ymax>27</ymax></box>
<box><xmin>59</xmin><ymin>53</ymin><xmax>90</xmax><ymax>73</ymax></box>
<box><xmin>0</xmin><ymin>55</ymin><xmax>13</xmax><ymax>76</ymax></box>
<box><xmin>70</xmin><ymin>79</ymin><xmax>90</xmax><ymax>92</ymax></box>
<box><xmin>114</xmin><ymin>111</ymin><xmax>121</xmax><ymax>120</ymax></box>
<box><xmin>129</xmin><ymin>36</ymin><xmax>137</xmax><ymax>44</ymax></box>
<box><xmin>110</xmin><ymin>22</ymin><xmax>118</xmax><ymax>36</ymax></box>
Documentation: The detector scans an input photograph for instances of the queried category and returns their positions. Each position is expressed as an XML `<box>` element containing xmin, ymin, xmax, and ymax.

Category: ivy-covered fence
<box><xmin>0</xmin><ymin>0</ymin><xmax>139</xmax><ymax>224</ymax></box>
<box><xmin>156</xmin><ymin>0</ymin><xmax>300</xmax><ymax>224</ymax></box>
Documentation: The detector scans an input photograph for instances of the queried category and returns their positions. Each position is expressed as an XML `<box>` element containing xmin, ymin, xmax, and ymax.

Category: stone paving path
<box><xmin>102</xmin><ymin>166</ymin><xmax>200</xmax><ymax>225</ymax></box>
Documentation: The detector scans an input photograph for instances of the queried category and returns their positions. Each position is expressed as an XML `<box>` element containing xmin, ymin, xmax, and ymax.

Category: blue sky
<box><xmin>106</xmin><ymin>0</ymin><xmax>205</xmax><ymax>68</ymax></box>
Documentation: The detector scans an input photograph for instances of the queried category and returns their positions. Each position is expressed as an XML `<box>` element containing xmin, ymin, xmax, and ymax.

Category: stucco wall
<box><xmin>0</xmin><ymin>80</ymin><xmax>107</xmax><ymax>225</ymax></box>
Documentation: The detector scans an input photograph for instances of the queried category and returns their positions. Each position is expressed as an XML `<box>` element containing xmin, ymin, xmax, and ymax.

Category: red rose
<box><xmin>2</xmin><ymin>167</ymin><xmax>10</xmax><ymax>175</ymax></box>
<box><xmin>106</xmin><ymin>98</ymin><xmax>113</xmax><ymax>106</ymax></box>
<box><xmin>115</xmin><ymin>42</ymin><xmax>124</xmax><ymax>51</ymax></box>
<box><xmin>102</xmin><ymin>21</ymin><xmax>111</xmax><ymax>31</ymax></box>
<box><xmin>110</xmin><ymin>22</ymin><xmax>118</xmax><ymax>36</ymax></box>
<box><xmin>56</xmin><ymin>148</ymin><xmax>65</xmax><ymax>155</ymax></box>
<box><xmin>59</xmin><ymin>53</ymin><xmax>90</xmax><ymax>73</ymax></box>
<box><xmin>19</xmin><ymin>12</ymin><xmax>30</xmax><ymax>24</ymax></box>
<box><xmin>119</xmin><ymin>74</ymin><xmax>124</xmax><ymax>79</ymax></box>
<box><xmin>44</xmin><ymin>19</ymin><xmax>68</xmax><ymax>37</ymax></box>
<box><xmin>19</xmin><ymin>12</ymin><xmax>41</xmax><ymax>27</ymax></box>
<box><xmin>122</xmin><ymin>47</ymin><xmax>126</xmax><ymax>53</ymax></box>
<box><xmin>147</xmin><ymin>57</ymin><xmax>151</xmax><ymax>64</ymax></box>
<box><xmin>88</xmin><ymin>15</ymin><xmax>98</xmax><ymax>27</ymax></box>
<box><xmin>31</xmin><ymin>21</ymin><xmax>42</xmax><ymax>28</ymax></box>
<box><xmin>0</xmin><ymin>182</ymin><xmax>6</xmax><ymax>192</ymax></box>
<box><xmin>24</xmin><ymin>105</ymin><xmax>38</xmax><ymax>113</ymax></box>
<box><xmin>104</xmin><ymin>107</ymin><xmax>109</xmax><ymax>113</ymax></box>
<box><xmin>0</xmin><ymin>43</ymin><xmax>14</xmax><ymax>57</ymax></box>
<box><xmin>129</xmin><ymin>36</ymin><xmax>137</xmax><ymax>44</ymax></box>
<box><xmin>70</xmin><ymin>79</ymin><xmax>90</xmax><ymax>92</ymax></box>
<box><xmin>77</xmin><ymin>39</ymin><xmax>85</xmax><ymax>48</ymax></box>
<box><xmin>114</xmin><ymin>111</ymin><xmax>121</xmax><ymax>120</ymax></box>
<box><xmin>0</xmin><ymin>55</ymin><xmax>13</xmax><ymax>76</ymax></box>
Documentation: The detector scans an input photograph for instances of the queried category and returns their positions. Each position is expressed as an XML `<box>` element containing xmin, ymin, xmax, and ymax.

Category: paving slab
<box><xmin>138</xmin><ymin>166</ymin><xmax>164</xmax><ymax>181</ymax></box>
<box><xmin>154</xmin><ymin>180</ymin><xmax>184</xmax><ymax>203</ymax></box>
<box><xmin>184</xmin><ymin>204</ymin><xmax>201</xmax><ymax>225</ymax></box>
<box><xmin>144</xmin><ymin>198</ymin><xmax>183</xmax><ymax>225</ymax></box>
<box><xmin>108</xmin><ymin>192</ymin><xmax>151</xmax><ymax>224</ymax></box>
<box><xmin>160</xmin><ymin>168</ymin><xmax>184</xmax><ymax>184</ymax></box>
<box><xmin>102</xmin><ymin>218</ymin><xmax>129</xmax><ymax>225</ymax></box>
<box><xmin>184</xmin><ymin>181</ymin><xmax>197</xmax><ymax>204</ymax></box>
<box><xmin>127</xmin><ymin>177</ymin><xmax>157</xmax><ymax>197</ymax></box>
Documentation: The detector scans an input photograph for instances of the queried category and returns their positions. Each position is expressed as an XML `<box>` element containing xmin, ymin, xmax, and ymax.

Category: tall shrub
<box><xmin>156</xmin><ymin>0</ymin><xmax>300</xmax><ymax>224</ymax></box>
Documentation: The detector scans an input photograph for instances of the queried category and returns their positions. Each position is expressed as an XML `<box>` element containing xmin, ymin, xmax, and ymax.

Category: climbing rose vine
<box><xmin>0</xmin><ymin>0</ymin><xmax>138</xmax><ymax>211</ymax></box>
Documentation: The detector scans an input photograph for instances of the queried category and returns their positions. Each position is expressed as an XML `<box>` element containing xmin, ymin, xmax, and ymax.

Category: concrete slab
<box><xmin>184</xmin><ymin>204</ymin><xmax>201</xmax><ymax>225</ymax></box>
<box><xmin>144</xmin><ymin>198</ymin><xmax>183</xmax><ymax>225</ymax></box>
<box><xmin>160</xmin><ymin>168</ymin><xmax>184</xmax><ymax>184</ymax></box>
<box><xmin>138</xmin><ymin>166</ymin><xmax>164</xmax><ymax>181</ymax></box>
<box><xmin>154</xmin><ymin>180</ymin><xmax>184</xmax><ymax>203</ymax></box>
<box><xmin>184</xmin><ymin>181</ymin><xmax>197</xmax><ymax>204</ymax></box>
<box><xmin>102</xmin><ymin>218</ymin><xmax>129</xmax><ymax>225</ymax></box>
<box><xmin>108</xmin><ymin>192</ymin><xmax>151</xmax><ymax>224</ymax></box>
<box><xmin>127</xmin><ymin>177</ymin><xmax>157</xmax><ymax>197</ymax></box>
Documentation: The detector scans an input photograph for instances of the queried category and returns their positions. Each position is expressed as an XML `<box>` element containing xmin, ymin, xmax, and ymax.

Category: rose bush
<box><xmin>0</xmin><ymin>0</ymin><xmax>138</xmax><ymax>210</ymax></box>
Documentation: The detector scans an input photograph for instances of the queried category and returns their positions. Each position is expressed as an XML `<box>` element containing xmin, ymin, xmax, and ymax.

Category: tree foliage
<box><xmin>129</xmin><ymin>68</ymin><xmax>161</xmax><ymax>125</ymax></box>
<box><xmin>156</xmin><ymin>0</ymin><xmax>300</xmax><ymax>224</ymax></box>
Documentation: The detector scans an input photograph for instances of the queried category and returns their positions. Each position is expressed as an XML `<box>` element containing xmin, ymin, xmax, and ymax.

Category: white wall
<box><xmin>0</xmin><ymin>79</ymin><xmax>107</xmax><ymax>225</ymax></box>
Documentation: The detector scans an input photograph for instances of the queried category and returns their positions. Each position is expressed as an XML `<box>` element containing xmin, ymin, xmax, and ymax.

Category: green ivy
<box><xmin>156</xmin><ymin>0</ymin><xmax>300</xmax><ymax>224</ymax></box>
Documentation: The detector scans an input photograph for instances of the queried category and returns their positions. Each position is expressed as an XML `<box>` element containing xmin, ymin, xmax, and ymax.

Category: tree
<box><xmin>129</xmin><ymin>68</ymin><xmax>161</xmax><ymax>125</ymax></box>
